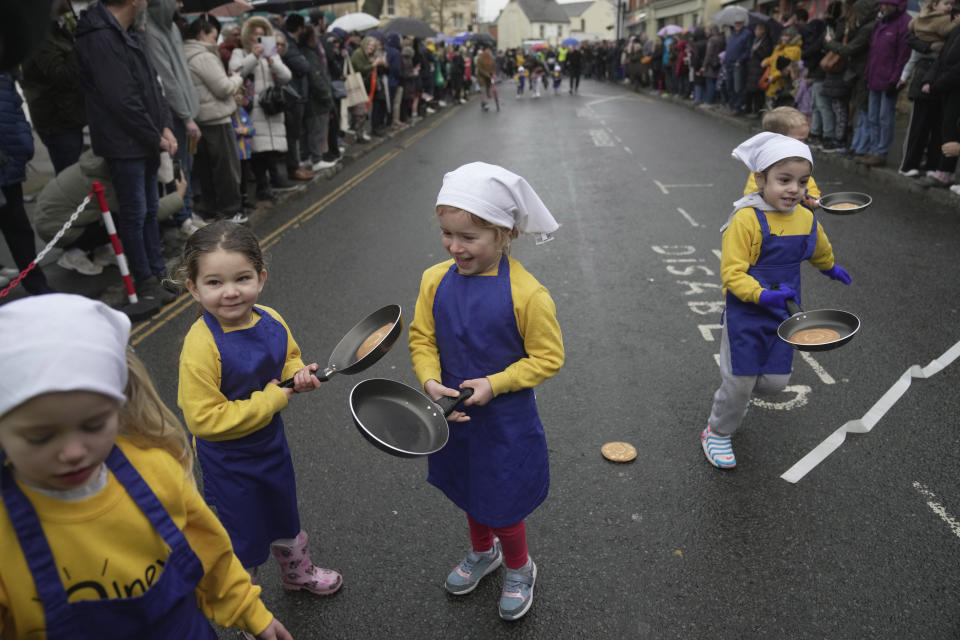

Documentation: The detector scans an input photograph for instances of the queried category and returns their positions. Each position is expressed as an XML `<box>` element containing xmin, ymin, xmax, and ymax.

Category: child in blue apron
<box><xmin>409</xmin><ymin>162</ymin><xmax>565</xmax><ymax>621</ymax></box>
<box><xmin>176</xmin><ymin>221</ymin><xmax>342</xmax><ymax>606</ymax></box>
<box><xmin>0</xmin><ymin>294</ymin><xmax>291</xmax><ymax>640</ymax></box>
<box><xmin>702</xmin><ymin>132</ymin><xmax>852</xmax><ymax>469</ymax></box>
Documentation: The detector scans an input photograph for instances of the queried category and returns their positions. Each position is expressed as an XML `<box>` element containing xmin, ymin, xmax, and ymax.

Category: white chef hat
<box><xmin>0</xmin><ymin>294</ymin><xmax>130</xmax><ymax>418</ymax></box>
<box><xmin>732</xmin><ymin>132</ymin><xmax>813</xmax><ymax>173</ymax></box>
<box><xmin>435</xmin><ymin>162</ymin><xmax>559</xmax><ymax>240</ymax></box>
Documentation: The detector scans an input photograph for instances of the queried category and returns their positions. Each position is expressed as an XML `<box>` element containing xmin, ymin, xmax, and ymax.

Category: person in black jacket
<box><xmin>279</xmin><ymin>13</ymin><xmax>315</xmax><ymax>182</ymax></box>
<box><xmin>567</xmin><ymin>44</ymin><xmax>582</xmax><ymax>94</ymax></box>
<box><xmin>918</xmin><ymin>24</ymin><xmax>960</xmax><ymax>186</ymax></box>
<box><xmin>20</xmin><ymin>0</ymin><xmax>86</xmax><ymax>175</ymax></box>
<box><xmin>0</xmin><ymin>72</ymin><xmax>55</xmax><ymax>296</ymax></box>
<box><xmin>74</xmin><ymin>0</ymin><xmax>176</xmax><ymax>308</ymax></box>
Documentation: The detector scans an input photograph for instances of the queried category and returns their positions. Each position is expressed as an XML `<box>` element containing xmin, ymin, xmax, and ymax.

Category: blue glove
<box><xmin>757</xmin><ymin>285</ymin><xmax>797</xmax><ymax>310</ymax></box>
<box><xmin>821</xmin><ymin>264</ymin><xmax>851</xmax><ymax>284</ymax></box>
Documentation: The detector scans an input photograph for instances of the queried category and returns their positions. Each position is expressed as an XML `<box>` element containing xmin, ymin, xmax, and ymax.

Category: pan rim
<box><xmin>818</xmin><ymin>191</ymin><xmax>872</xmax><ymax>215</ymax></box>
<box><xmin>781</xmin><ymin>311</ymin><xmax>861</xmax><ymax>347</ymax></box>
<box><xmin>348</xmin><ymin>378</ymin><xmax>449</xmax><ymax>457</ymax></box>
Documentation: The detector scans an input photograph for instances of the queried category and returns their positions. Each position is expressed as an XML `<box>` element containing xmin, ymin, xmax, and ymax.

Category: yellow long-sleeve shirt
<box><xmin>722</xmin><ymin>205</ymin><xmax>836</xmax><ymax>303</ymax></box>
<box><xmin>178</xmin><ymin>305</ymin><xmax>304</xmax><ymax>442</ymax></box>
<box><xmin>0</xmin><ymin>437</ymin><xmax>273</xmax><ymax>639</ymax></box>
<box><xmin>409</xmin><ymin>257</ymin><xmax>564</xmax><ymax>397</ymax></box>
<box><xmin>744</xmin><ymin>173</ymin><xmax>821</xmax><ymax>199</ymax></box>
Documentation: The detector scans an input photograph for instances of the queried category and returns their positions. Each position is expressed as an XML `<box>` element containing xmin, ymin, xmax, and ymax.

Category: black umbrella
<box><xmin>181</xmin><ymin>0</ymin><xmax>237</xmax><ymax>12</ymax></box>
<box><xmin>383</xmin><ymin>17</ymin><xmax>436</xmax><ymax>38</ymax></box>
<box><xmin>469</xmin><ymin>32</ymin><xmax>495</xmax><ymax>47</ymax></box>
<box><xmin>749</xmin><ymin>11</ymin><xmax>783</xmax><ymax>39</ymax></box>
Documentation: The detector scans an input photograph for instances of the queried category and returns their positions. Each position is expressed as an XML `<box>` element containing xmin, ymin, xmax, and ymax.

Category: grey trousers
<box><xmin>708</xmin><ymin>322</ymin><xmax>791</xmax><ymax>436</ymax></box>
<box><xmin>305</xmin><ymin>112</ymin><xmax>329</xmax><ymax>162</ymax></box>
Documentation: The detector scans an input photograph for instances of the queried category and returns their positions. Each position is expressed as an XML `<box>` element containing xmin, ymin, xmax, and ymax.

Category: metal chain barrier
<box><xmin>0</xmin><ymin>193</ymin><xmax>93</xmax><ymax>299</ymax></box>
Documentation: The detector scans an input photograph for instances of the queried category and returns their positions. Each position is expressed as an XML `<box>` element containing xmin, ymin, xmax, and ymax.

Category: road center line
<box><xmin>913</xmin><ymin>481</ymin><xmax>960</xmax><ymax>540</ymax></box>
<box><xmin>654</xmin><ymin>179</ymin><xmax>668</xmax><ymax>194</ymax></box>
<box><xmin>676</xmin><ymin>207</ymin><xmax>700</xmax><ymax>227</ymax></box>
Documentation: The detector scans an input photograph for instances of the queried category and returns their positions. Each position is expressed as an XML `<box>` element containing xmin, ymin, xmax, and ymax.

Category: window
<box><xmin>453</xmin><ymin>12</ymin><xmax>464</xmax><ymax>28</ymax></box>
<box><xmin>540</xmin><ymin>24</ymin><xmax>545</xmax><ymax>38</ymax></box>
<box><xmin>558</xmin><ymin>25</ymin><xmax>562</xmax><ymax>37</ymax></box>
<box><xmin>581</xmin><ymin>18</ymin><xmax>585</xmax><ymax>30</ymax></box>
<box><xmin>386</xmin><ymin>0</ymin><xmax>395</xmax><ymax>15</ymax></box>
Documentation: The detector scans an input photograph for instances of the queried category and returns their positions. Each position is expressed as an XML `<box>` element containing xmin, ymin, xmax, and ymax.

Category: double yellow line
<box><xmin>130</xmin><ymin>107</ymin><xmax>456</xmax><ymax>346</ymax></box>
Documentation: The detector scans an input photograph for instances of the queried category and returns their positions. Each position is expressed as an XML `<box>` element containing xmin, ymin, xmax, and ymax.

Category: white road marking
<box><xmin>782</xmin><ymin>340</ymin><xmax>960</xmax><ymax>483</ymax></box>
<box><xmin>589</xmin><ymin>129</ymin><xmax>615</xmax><ymax>147</ymax></box>
<box><xmin>677</xmin><ymin>207</ymin><xmax>700</xmax><ymax>227</ymax></box>
<box><xmin>750</xmin><ymin>385</ymin><xmax>811</xmax><ymax>410</ymax></box>
<box><xmin>660</xmin><ymin>183</ymin><xmax>715</xmax><ymax>189</ymax></box>
<box><xmin>625</xmin><ymin>147</ymin><xmax>633</xmax><ymax>155</ymax></box>
<box><xmin>654</xmin><ymin>179</ymin><xmax>669</xmax><ymax>194</ymax></box>
<box><xmin>698</xmin><ymin>324</ymin><xmax>722</xmax><ymax>341</ymax></box>
<box><xmin>613</xmin><ymin>135</ymin><xmax>622</xmax><ymax>143</ymax></box>
<box><xmin>800</xmin><ymin>351</ymin><xmax>835</xmax><ymax>384</ymax></box>
<box><xmin>913</xmin><ymin>482</ymin><xmax>960</xmax><ymax>540</ymax></box>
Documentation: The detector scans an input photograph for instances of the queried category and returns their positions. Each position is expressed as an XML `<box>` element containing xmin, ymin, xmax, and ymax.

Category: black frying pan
<box><xmin>349</xmin><ymin>378</ymin><xmax>473</xmax><ymax>457</ymax></box>
<box><xmin>777</xmin><ymin>299</ymin><xmax>860</xmax><ymax>352</ymax></box>
<box><xmin>280</xmin><ymin>305</ymin><xmax>402</xmax><ymax>387</ymax></box>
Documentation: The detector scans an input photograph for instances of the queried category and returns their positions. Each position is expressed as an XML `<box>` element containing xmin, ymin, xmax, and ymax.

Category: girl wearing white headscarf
<box><xmin>701</xmin><ymin>133</ymin><xmax>852</xmax><ymax>470</ymax></box>
<box><xmin>408</xmin><ymin>162</ymin><xmax>563</xmax><ymax>622</ymax></box>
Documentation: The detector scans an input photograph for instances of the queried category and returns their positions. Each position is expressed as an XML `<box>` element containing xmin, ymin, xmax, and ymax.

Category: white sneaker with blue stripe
<box><xmin>701</xmin><ymin>426</ymin><xmax>736</xmax><ymax>469</ymax></box>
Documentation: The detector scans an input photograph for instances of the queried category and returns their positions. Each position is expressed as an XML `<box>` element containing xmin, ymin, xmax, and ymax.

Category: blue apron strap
<box><xmin>805</xmin><ymin>214</ymin><xmax>819</xmax><ymax>258</ymax></box>
<box><xmin>753</xmin><ymin>207</ymin><xmax>771</xmax><ymax>237</ymax></box>
<box><xmin>0</xmin><ymin>459</ymin><xmax>73</xmax><ymax>627</ymax></box>
<box><xmin>104</xmin><ymin>447</ymin><xmax>193</xmax><ymax>555</ymax></box>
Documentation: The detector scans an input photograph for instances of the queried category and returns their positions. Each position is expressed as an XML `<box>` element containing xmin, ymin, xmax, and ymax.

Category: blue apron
<box><xmin>428</xmin><ymin>254</ymin><xmax>550</xmax><ymax>527</ymax></box>
<box><xmin>725</xmin><ymin>208</ymin><xmax>818</xmax><ymax>376</ymax></box>
<box><xmin>0</xmin><ymin>446</ymin><xmax>216</xmax><ymax>640</ymax></box>
<box><xmin>195</xmin><ymin>307</ymin><xmax>300</xmax><ymax>568</ymax></box>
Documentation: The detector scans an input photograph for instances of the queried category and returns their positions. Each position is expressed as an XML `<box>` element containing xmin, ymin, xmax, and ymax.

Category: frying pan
<box><xmin>819</xmin><ymin>191</ymin><xmax>872</xmax><ymax>215</ymax></box>
<box><xmin>349</xmin><ymin>378</ymin><xmax>474</xmax><ymax>457</ymax></box>
<box><xmin>279</xmin><ymin>304</ymin><xmax>402</xmax><ymax>387</ymax></box>
<box><xmin>777</xmin><ymin>299</ymin><xmax>860</xmax><ymax>352</ymax></box>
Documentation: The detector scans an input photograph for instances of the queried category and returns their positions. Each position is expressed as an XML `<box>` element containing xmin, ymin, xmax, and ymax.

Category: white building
<box><xmin>496</xmin><ymin>0</ymin><xmax>571</xmax><ymax>48</ymax></box>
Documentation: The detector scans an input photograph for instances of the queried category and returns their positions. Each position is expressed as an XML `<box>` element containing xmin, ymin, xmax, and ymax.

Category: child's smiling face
<box><xmin>0</xmin><ymin>391</ymin><xmax>120</xmax><ymax>491</ymax></box>
<box><xmin>438</xmin><ymin>209</ymin><xmax>502</xmax><ymax>275</ymax></box>
<box><xmin>186</xmin><ymin>249</ymin><xmax>267</xmax><ymax>328</ymax></box>
<box><xmin>755</xmin><ymin>158</ymin><xmax>812</xmax><ymax>212</ymax></box>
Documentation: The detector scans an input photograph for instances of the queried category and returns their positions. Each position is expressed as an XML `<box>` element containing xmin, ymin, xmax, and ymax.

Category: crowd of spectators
<box><xmin>0</xmin><ymin>0</ymin><xmax>463</xmax><ymax>312</ymax></box>
<box><xmin>569</xmin><ymin>0</ymin><xmax>959</xmax><ymax>195</ymax></box>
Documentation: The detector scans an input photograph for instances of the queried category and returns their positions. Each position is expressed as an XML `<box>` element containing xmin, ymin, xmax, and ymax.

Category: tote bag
<box><xmin>343</xmin><ymin>56</ymin><xmax>367</xmax><ymax>108</ymax></box>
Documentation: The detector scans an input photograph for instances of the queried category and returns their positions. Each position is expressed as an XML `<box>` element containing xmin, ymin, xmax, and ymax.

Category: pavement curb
<box><xmin>631</xmin><ymin>86</ymin><xmax>960</xmax><ymax>212</ymax></box>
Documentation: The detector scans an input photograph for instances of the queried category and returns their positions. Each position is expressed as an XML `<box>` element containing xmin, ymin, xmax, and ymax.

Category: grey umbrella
<box><xmin>383</xmin><ymin>17</ymin><xmax>436</xmax><ymax>38</ymax></box>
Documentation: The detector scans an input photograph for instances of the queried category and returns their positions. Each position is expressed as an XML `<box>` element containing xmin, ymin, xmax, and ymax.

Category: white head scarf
<box><xmin>731</xmin><ymin>131</ymin><xmax>813</xmax><ymax>173</ymax></box>
<box><xmin>436</xmin><ymin>162</ymin><xmax>559</xmax><ymax>243</ymax></box>
<box><xmin>724</xmin><ymin>132</ymin><xmax>814</xmax><ymax>230</ymax></box>
<box><xmin>0</xmin><ymin>294</ymin><xmax>130</xmax><ymax>418</ymax></box>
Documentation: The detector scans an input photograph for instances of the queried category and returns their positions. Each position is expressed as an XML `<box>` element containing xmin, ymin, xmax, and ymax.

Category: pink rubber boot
<box><xmin>270</xmin><ymin>530</ymin><xmax>342</xmax><ymax>595</ymax></box>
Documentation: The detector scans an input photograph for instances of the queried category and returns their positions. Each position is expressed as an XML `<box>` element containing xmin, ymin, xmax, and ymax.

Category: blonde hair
<box><xmin>762</xmin><ymin>106</ymin><xmax>808</xmax><ymax>135</ymax></box>
<box><xmin>436</xmin><ymin>205</ymin><xmax>519</xmax><ymax>254</ymax></box>
<box><xmin>119</xmin><ymin>351</ymin><xmax>195</xmax><ymax>481</ymax></box>
<box><xmin>241</xmin><ymin>16</ymin><xmax>273</xmax><ymax>52</ymax></box>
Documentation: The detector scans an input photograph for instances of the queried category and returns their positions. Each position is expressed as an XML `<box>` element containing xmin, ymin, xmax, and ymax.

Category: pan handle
<box><xmin>278</xmin><ymin>365</ymin><xmax>334</xmax><ymax>388</ymax></box>
<box><xmin>785</xmin><ymin>299</ymin><xmax>803</xmax><ymax>316</ymax></box>
<box><xmin>436</xmin><ymin>388</ymin><xmax>474</xmax><ymax>416</ymax></box>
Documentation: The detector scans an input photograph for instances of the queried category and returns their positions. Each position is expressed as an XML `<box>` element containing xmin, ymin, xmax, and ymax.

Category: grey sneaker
<box><xmin>444</xmin><ymin>539</ymin><xmax>502</xmax><ymax>595</ymax></box>
<box><xmin>499</xmin><ymin>556</ymin><xmax>537</xmax><ymax>621</ymax></box>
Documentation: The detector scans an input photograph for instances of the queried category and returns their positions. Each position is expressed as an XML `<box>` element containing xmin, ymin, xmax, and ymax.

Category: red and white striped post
<box><xmin>91</xmin><ymin>181</ymin><xmax>138</xmax><ymax>305</ymax></box>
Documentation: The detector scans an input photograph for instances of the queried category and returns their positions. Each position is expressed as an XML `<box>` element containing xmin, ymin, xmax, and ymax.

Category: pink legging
<box><xmin>467</xmin><ymin>514</ymin><xmax>528</xmax><ymax>570</ymax></box>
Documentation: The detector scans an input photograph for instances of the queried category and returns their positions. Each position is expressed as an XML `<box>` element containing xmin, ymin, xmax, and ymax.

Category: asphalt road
<box><xmin>98</xmin><ymin>80</ymin><xmax>960</xmax><ymax>639</ymax></box>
